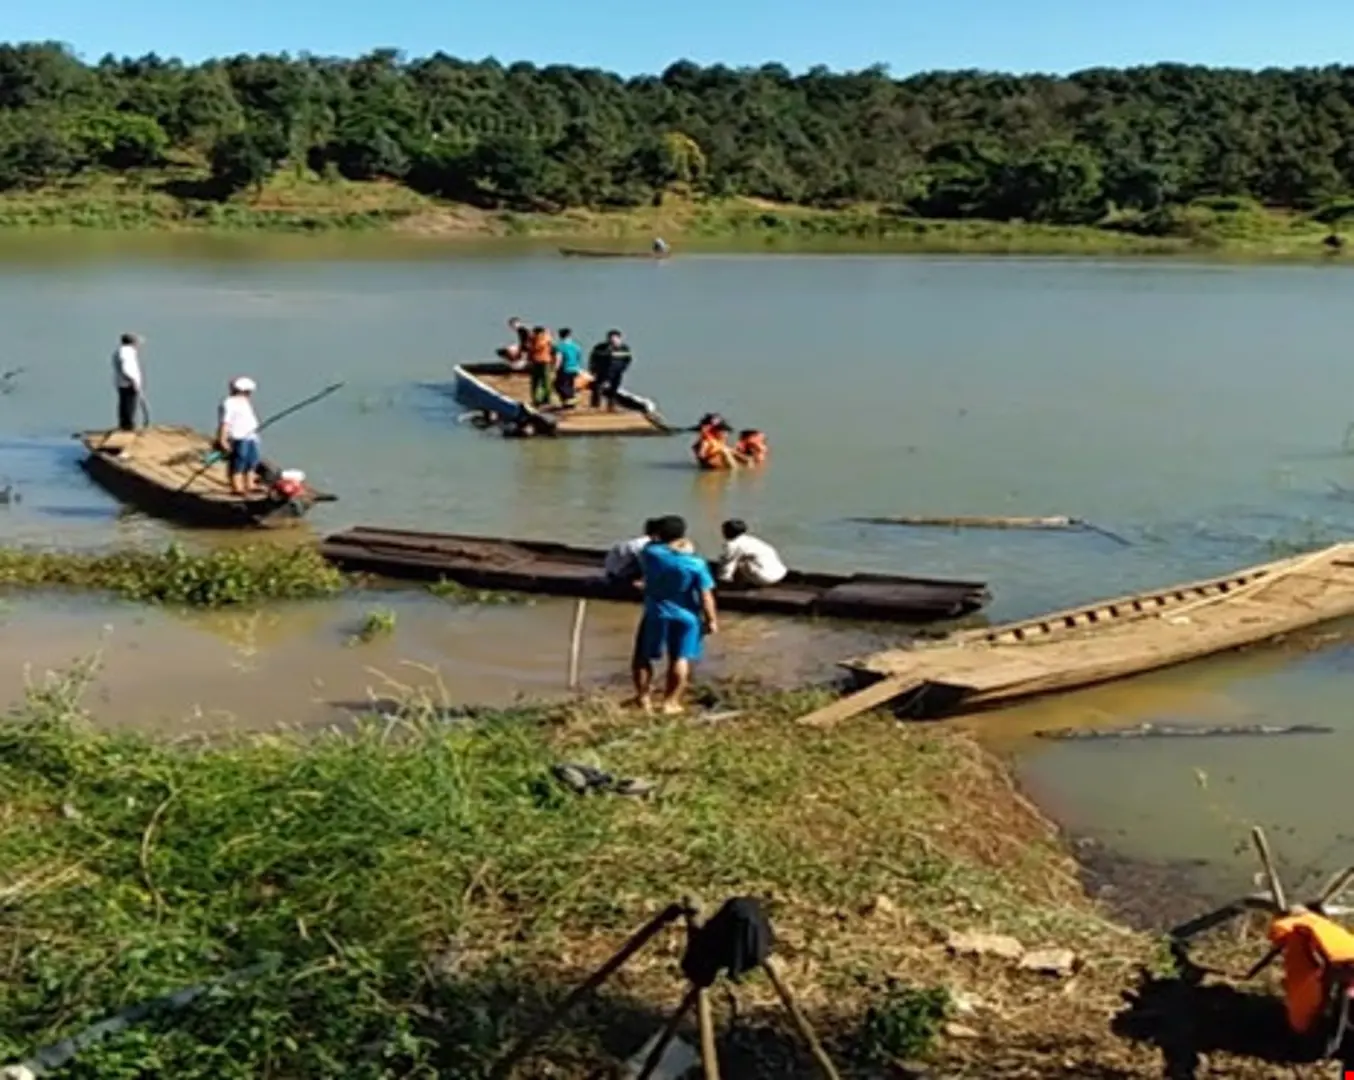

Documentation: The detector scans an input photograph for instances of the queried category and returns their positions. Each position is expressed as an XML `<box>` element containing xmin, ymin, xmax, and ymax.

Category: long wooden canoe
<box><xmin>76</xmin><ymin>425</ymin><xmax>335</xmax><ymax>529</ymax></box>
<box><xmin>453</xmin><ymin>361</ymin><xmax>674</xmax><ymax>438</ymax></box>
<box><xmin>319</xmin><ymin>526</ymin><xmax>991</xmax><ymax>623</ymax></box>
<box><xmin>837</xmin><ymin>542</ymin><xmax>1354</xmax><ymax>720</ymax></box>
<box><xmin>558</xmin><ymin>247</ymin><xmax>670</xmax><ymax>259</ymax></box>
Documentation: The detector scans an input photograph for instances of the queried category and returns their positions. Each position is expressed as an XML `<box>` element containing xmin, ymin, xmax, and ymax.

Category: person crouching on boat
<box><xmin>553</xmin><ymin>327</ymin><xmax>584</xmax><ymax>407</ymax></box>
<box><xmin>604</xmin><ymin>518</ymin><xmax>659</xmax><ymax>587</ymax></box>
<box><xmin>653</xmin><ymin>237</ymin><xmax>670</xmax><ymax>256</ymax></box>
<box><xmin>716</xmin><ymin>519</ymin><xmax>787</xmax><ymax>587</ymax></box>
<box><xmin>217</xmin><ymin>376</ymin><xmax>262</xmax><ymax>496</ymax></box>
<box><xmin>499</xmin><ymin>316</ymin><xmax>532</xmax><ymax>368</ymax></box>
<box><xmin>693</xmin><ymin>419</ymin><xmax>738</xmax><ymax>470</ymax></box>
<box><xmin>631</xmin><ymin>514</ymin><xmax>718</xmax><ymax>715</ymax></box>
<box><xmin>734</xmin><ymin>428</ymin><xmax>768</xmax><ymax>465</ymax></box>
<box><xmin>527</xmin><ymin>325</ymin><xmax>555</xmax><ymax>406</ymax></box>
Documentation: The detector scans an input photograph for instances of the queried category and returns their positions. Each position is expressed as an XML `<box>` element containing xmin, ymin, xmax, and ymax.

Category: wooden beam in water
<box><xmin>1035</xmin><ymin>723</ymin><xmax>1333</xmax><ymax>741</ymax></box>
<box><xmin>853</xmin><ymin>514</ymin><xmax>1079</xmax><ymax>530</ymax></box>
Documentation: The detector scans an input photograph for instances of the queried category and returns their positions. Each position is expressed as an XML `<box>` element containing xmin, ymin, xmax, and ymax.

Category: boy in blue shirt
<box><xmin>552</xmin><ymin>327</ymin><xmax>584</xmax><ymax>408</ymax></box>
<box><xmin>631</xmin><ymin>514</ymin><xmax>718</xmax><ymax>714</ymax></box>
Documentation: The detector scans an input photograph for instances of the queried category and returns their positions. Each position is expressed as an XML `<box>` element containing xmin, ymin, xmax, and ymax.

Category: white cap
<box><xmin>231</xmin><ymin>376</ymin><xmax>257</xmax><ymax>393</ymax></box>
<box><xmin>281</xmin><ymin>469</ymin><xmax>305</xmax><ymax>483</ymax></box>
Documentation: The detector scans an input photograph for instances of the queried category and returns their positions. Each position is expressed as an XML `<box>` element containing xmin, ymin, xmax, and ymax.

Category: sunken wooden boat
<box><xmin>834</xmin><ymin>542</ymin><xmax>1354</xmax><ymax>721</ymax></box>
<box><xmin>319</xmin><ymin>526</ymin><xmax>991</xmax><ymax>623</ymax></box>
<box><xmin>454</xmin><ymin>361</ymin><xmax>674</xmax><ymax>438</ymax></box>
<box><xmin>76</xmin><ymin>425</ymin><xmax>336</xmax><ymax>529</ymax></box>
<box><xmin>558</xmin><ymin>247</ymin><xmax>670</xmax><ymax>259</ymax></box>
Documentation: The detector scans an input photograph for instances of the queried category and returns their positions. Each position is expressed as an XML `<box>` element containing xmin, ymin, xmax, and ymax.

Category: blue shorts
<box><xmin>228</xmin><ymin>437</ymin><xmax>261</xmax><ymax>476</ymax></box>
<box><xmin>633</xmin><ymin>612</ymin><xmax>703</xmax><ymax>664</ymax></box>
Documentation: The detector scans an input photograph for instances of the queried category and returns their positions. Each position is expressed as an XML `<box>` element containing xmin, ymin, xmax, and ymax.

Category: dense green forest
<box><xmin>2</xmin><ymin>41</ymin><xmax>1354</xmax><ymax>229</ymax></box>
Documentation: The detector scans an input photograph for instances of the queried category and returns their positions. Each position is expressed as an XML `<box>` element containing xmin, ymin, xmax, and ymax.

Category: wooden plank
<box><xmin>795</xmin><ymin>675</ymin><xmax>926</xmax><ymax>728</ymax></box>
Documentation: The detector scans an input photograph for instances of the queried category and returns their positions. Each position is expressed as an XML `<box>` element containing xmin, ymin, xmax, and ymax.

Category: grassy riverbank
<box><xmin>0</xmin><ymin>168</ymin><xmax>1346</xmax><ymax>258</ymax></box>
<box><xmin>0</xmin><ymin>669</ymin><xmax>1315</xmax><ymax>1078</ymax></box>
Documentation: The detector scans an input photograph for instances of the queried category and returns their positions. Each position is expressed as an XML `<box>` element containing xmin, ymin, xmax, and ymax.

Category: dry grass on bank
<box><xmin>0</xmin><ymin>668</ymin><xmax>1339</xmax><ymax>1077</ymax></box>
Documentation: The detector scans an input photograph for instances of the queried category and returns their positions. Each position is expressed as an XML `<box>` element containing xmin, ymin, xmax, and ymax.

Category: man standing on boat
<box><xmin>630</xmin><ymin>514</ymin><xmax>717</xmax><ymax>714</ymax></box>
<box><xmin>553</xmin><ymin>327</ymin><xmax>584</xmax><ymax>407</ymax></box>
<box><xmin>217</xmin><ymin>376</ymin><xmax>262</xmax><ymax>496</ymax></box>
<box><xmin>588</xmin><ymin>329</ymin><xmax>634</xmax><ymax>412</ymax></box>
<box><xmin>111</xmin><ymin>332</ymin><xmax>143</xmax><ymax>432</ymax></box>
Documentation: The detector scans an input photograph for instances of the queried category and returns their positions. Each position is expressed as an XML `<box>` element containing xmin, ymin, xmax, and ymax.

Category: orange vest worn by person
<box><xmin>528</xmin><ymin>330</ymin><xmax>554</xmax><ymax>365</ymax></box>
<box><xmin>736</xmin><ymin>432</ymin><xmax>768</xmax><ymax>464</ymax></box>
<box><xmin>693</xmin><ymin>429</ymin><xmax>732</xmax><ymax>470</ymax></box>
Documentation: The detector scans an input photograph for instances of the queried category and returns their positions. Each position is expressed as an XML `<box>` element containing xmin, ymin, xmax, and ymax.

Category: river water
<box><xmin>5</xmin><ymin>235</ymin><xmax>1354</xmax><ymax>904</ymax></box>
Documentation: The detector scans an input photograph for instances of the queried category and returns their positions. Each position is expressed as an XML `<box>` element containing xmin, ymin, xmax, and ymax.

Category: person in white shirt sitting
<box><xmin>111</xmin><ymin>332</ymin><xmax>143</xmax><ymax>432</ymax></box>
<box><xmin>716</xmin><ymin>519</ymin><xmax>788</xmax><ymax>588</ymax></box>
<box><xmin>217</xmin><ymin>376</ymin><xmax>262</xmax><ymax>496</ymax></box>
<box><xmin>604</xmin><ymin>518</ymin><xmax>658</xmax><ymax>586</ymax></box>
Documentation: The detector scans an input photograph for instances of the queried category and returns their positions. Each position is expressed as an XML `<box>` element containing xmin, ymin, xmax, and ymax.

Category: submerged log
<box><xmin>853</xmin><ymin>514</ymin><xmax>1079</xmax><ymax>530</ymax></box>
<box><xmin>1035</xmin><ymin>722</ymin><xmax>1333</xmax><ymax>741</ymax></box>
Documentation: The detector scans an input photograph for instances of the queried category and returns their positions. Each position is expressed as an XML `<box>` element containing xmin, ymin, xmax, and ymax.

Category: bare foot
<box><xmin>659</xmin><ymin>700</ymin><xmax>685</xmax><ymax>716</ymax></box>
<box><xmin>625</xmin><ymin>695</ymin><xmax>653</xmax><ymax>714</ymax></box>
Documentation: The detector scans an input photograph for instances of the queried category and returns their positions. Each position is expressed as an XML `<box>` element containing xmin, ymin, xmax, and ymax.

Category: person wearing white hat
<box><xmin>216</xmin><ymin>376</ymin><xmax>261</xmax><ymax>495</ymax></box>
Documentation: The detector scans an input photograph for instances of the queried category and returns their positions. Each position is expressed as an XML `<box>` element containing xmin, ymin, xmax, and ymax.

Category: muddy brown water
<box><xmin>6</xmin><ymin>236</ymin><xmax>1354</xmax><ymax>908</ymax></box>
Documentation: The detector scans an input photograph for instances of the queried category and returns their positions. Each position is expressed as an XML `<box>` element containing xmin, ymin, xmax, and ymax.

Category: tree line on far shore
<box><xmin>3</xmin><ymin>42</ymin><xmax>1354</xmax><ymax>229</ymax></box>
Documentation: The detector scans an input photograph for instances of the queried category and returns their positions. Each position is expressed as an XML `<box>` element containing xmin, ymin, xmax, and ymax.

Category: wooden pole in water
<box><xmin>567</xmin><ymin>598</ymin><xmax>587</xmax><ymax>690</ymax></box>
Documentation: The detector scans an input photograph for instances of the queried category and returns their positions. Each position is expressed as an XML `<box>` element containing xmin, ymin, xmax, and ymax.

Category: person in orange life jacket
<box><xmin>692</xmin><ymin>419</ymin><xmax>738</xmax><ymax>470</ymax></box>
<box><xmin>527</xmin><ymin>326</ymin><xmax>554</xmax><ymax>406</ymax></box>
<box><xmin>734</xmin><ymin>429</ymin><xmax>768</xmax><ymax>465</ymax></box>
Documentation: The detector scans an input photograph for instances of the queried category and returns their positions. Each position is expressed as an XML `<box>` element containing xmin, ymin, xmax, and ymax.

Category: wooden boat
<box><xmin>558</xmin><ymin>247</ymin><xmax>670</xmax><ymax>259</ymax></box>
<box><xmin>318</xmin><ymin>526</ymin><xmax>991</xmax><ymax>623</ymax></box>
<box><xmin>454</xmin><ymin>361</ymin><xmax>674</xmax><ymax>438</ymax></box>
<box><xmin>830</xmin><ymin>542</ymin><xmax>1354</xmax><ymax>721</ymax></box>
<box><xmin>76</xmin><ymin>425</ymin><xmax>335</xmax><ymax>528</ymax></box>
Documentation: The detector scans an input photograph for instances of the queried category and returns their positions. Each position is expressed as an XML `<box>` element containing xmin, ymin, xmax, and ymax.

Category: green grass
<box><xmin>0</xmin><ymin>168</ymin><xmax>1348</xmax><ymax>259</ymax></box>
<box><xmin>0</xmin><ymin>543</ymin><xmax>343</xmax><ymax>607</ymax></box>
<box><xmin>0</xmin><ymin>671</ymin><xmax>1139</xmax><ymax>1078</ymax></box>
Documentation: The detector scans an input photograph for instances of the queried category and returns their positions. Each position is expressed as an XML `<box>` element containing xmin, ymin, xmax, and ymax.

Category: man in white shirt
<box><xmin>604</xmin><ymin>518</ymin><xmax>658</xmax><ymax>585</ymax></box>
<box><xmin>111</xmin><ymin>332</ymin><xmax>143</xmax><ymax>432</ymax></box>
<box><xmin>216</xmin><ymin>376</ymin><xmax>262</xmax><ymax>495</ymax></box>
<box><xmin>716</xmin><ymin>519</ymin><xmax>788</xmax><ymax>587</ymax></box>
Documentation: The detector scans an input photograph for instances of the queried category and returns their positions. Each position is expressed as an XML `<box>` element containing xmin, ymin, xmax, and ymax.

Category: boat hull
<box><xmin>558</xmin><ymin>247</ymin><xmax>669</xmax><ymax>259</ymax></box>
<box><xmin>77</xmin><ymin>426</ymin><xmax>335</xmax><ymax>529</ymax></box>
<box><xmin>319</xmin><ymin>526</ymin><xmax>990</xmax><ymax>624</ymax></box>
<box><xmin>843</xmin><ymin>542</ymin><xmax>1354</xmax><ymax>718</ymax></box>
<box><xmin>453</xmin><ymin>361</ymin><xmax>672</xmax><ymax>437</ymax></box>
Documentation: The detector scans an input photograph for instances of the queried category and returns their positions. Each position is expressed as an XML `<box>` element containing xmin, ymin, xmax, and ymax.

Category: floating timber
<box><xmin>558</xmin><ymin>247</ymin><xmax>670</xmax><ymax>259</ymax></box>
<box><xmin>804</xmin><ymin>542</ymin><xmax>1354</xmax><ymax>724</ymax></box>
<box><xmin>453</xmin><ymin>361</ymin><xmax>674</xmax><ymax>438</ymax></box>
<box><xmin>319</xmin><ymin>526</ymin><xmax>991</xmax><ymax>623</ymax></box>
<box><xmin>76</xmin><ymin>425</ymin><xmax>335</xmax><ymax>528</ymax></box>
<box><xmin>1034</xmin><ymin>723</ymin><xmax>1333</xmax><ymax>741</ymax></box>
<box><xmin>854</xmin><ymin>514</ymin><xmax>1080</xmax><ymax>530</ymax></box>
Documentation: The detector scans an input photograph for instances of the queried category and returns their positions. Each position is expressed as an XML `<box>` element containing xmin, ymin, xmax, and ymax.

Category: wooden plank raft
<box><xmin>319</xmin><ymin>526</ymin><xmax>991</xmax><ymax>623</ymax></box>
<box><xmin>76</xmin><ymin>425</ymin><xmax>335</xmax><ymax>529</ymax></box>
<box><xmin>453</xmin><ymin>361</ymin><xmax>674</xmax><ymax>438</ymax></box>
<box><xmin>800</xmin><ymin>542</ymin><xmax>1354</xmax><ymax>725</ymax></box>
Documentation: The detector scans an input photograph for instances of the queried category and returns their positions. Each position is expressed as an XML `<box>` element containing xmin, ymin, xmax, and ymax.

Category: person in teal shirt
<box><xmin>553</xmin><ymin>328</ymin><xmax>584</xmax><ymax>407</ymax></box>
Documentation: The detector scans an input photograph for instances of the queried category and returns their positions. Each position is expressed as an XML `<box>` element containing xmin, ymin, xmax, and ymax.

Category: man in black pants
<box><xmin>588</xmin><ymin>329</ymin><xmax>633</xmax><ymax>411</ymax></box>
<box><xmin>111</xmin><ymin>332</ymin><xmax>143</xmax><ymax>431</ymax></box>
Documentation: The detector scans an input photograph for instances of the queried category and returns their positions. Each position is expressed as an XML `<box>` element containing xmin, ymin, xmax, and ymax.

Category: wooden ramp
<box><xmin>803</xmin><ymin>542</ymin><xmax>1354</xmax><ymax>725</ymax></box>
<box><xmin>453</xmin><ymin>362</ymin><xmax>674</xmax><ymax>438</ymax></box>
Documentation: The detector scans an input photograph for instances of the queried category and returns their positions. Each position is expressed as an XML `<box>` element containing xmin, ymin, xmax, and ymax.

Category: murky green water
<box><xmin>6</xmin><ymin>237</ymin><xmax>1354</xmax><ymax>902</ymax></box>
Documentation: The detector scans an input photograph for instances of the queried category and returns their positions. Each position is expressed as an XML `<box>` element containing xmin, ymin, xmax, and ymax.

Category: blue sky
<box><xmin>7</xmin><ymin>0</ymin><xmax>1352</xmax><ymax>75</ymax></box>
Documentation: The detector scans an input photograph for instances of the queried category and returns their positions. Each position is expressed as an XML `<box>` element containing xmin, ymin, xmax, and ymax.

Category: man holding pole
<box><xmin>217</xmin><ymin>376</ymin><xmax>261</xmax><ymax>496</ymax></box>
<box><xmin>111</xmin><ymin>332</ymin><xmax>143</xmax><ymax>431</ymax></box>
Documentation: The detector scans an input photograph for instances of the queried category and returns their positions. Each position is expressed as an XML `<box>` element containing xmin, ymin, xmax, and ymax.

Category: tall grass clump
<box><xmin>0</xmin><ymin>542</ymin><xmax>343</xmax><ymax>607</ymax></box>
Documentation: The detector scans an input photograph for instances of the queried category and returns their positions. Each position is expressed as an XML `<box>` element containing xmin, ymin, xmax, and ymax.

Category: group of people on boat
<box><xmin>601</xmin><ymin>514</ymin><xmax>786</xmax><ymax>712</ymax></box>
<box><xmin>499</xmin><ymin>318</ymin><xmax>634</xmax><ymax>411</ymax></box>
<box><xmin>691</xmin><ymin>413</ymin><xmax>769</xmax><ymax>471</ymax></box>
<box><xmin>110</xmin><ymin>333</ymin><xmax>304</xmax><ymax>499</ymax></box>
